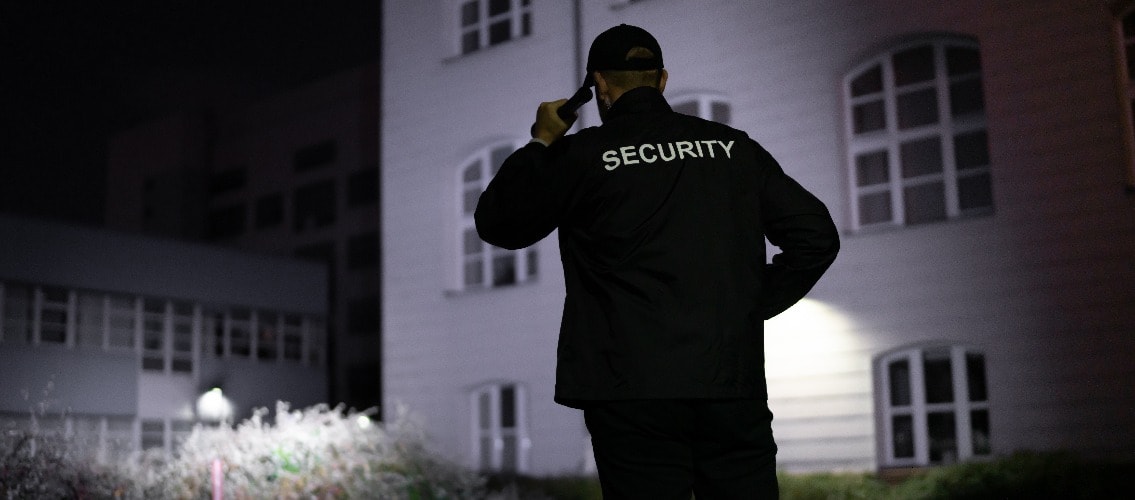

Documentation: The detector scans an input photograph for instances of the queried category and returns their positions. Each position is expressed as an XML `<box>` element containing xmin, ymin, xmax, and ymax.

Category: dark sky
<box><xmin>0</xmin><ymin>1</ymin><xmax>381</xmax><ymax>226</ymax></box>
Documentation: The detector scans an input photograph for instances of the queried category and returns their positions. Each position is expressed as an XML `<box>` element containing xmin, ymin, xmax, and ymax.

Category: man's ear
<box><xmin>658</xmin><ymin>69</ymin><xmax>668</xmax><ymax>94</ymax></box>
<box><xmin>593</xmin><ymin>72</ymin><xmax>609</xmax><ymax>98</ymax></box>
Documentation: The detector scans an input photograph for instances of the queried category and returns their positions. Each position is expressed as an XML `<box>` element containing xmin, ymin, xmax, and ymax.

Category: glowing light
<box><xmin>197</xmin><ymin>387</ymin><xmax>234</xmax><ymax>421</ymax></box>
<box><xmin>356</xmin><ymin>415</ymin><xmax>373</xmax><ymax>429</ymax></box>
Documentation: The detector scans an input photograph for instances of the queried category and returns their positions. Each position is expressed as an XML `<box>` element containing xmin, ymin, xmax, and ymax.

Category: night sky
<box><xmin>0</xmin><ymin>1</ymin><xmax>381</xmax><ymax>226</ymax></box>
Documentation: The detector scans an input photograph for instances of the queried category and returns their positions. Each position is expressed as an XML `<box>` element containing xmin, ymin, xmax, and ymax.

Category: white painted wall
<box><xmin>384</xmin><ymin>0</ymin><xmax>1135</xmax><ymax>475</ymax></box>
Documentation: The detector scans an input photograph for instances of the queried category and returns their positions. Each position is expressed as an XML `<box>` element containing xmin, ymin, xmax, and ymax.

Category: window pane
<box><xmin>293</xmin><ymin>180</ymin><xmax>336</xmax><ymax>232</ymax></box>
<box><xmin>859</xmin><ymin>192</ymin><xmax>893</xmax><ymax>225</ymax></box>
<box><xmin>851</xmin><ymin>65</ymin><xmax>883</xmax><ymax>97</ymax></box>
<box><xmin>479</xmin><ymin>392</ymin><xmax>491</xmax><ymax>429</ymax></box>
<box><xmin>526</xmin><ymin>248</ymin><xmax>538</xmax><ymax>277</ymax></box>
<box><xmin>462</xmin><ymin>31</ymin><xmax>480</xmax><ymax>54</ymax></box>
<box><xmin>231</xmin><ymin>309</ymin><xmax>251</xmax><ymax>357</ymax></box>
<box><xmin>500</xmin><ymin>385</ymin><xmax>516</xmax><ymax>428</ymax></box>
<box><xmin>480</xmin><ymin>437</ymin><xmax>493</xmax><ymax>470</ymax></box>
<box><xmin>140</xmin><ymin>420</ymin><xmax>164</xmax><ymax>450</ymax></box>
<box><xmin>464</xmin><ymin>228</ymin><xmax>483</xmax><ymax>256</ymax></box>
<box><xmin>853</xmin><ymin>100</ymin><xmax>886</xmax><ymax>134</ymax></box>
<box><xmin>464</xmin><ymin>188</ymin><xmax>481</xmax><ymax>215</ymax></box>
<box><xmin>492</xmin><ymin>253</ymin><xmax>517</xmax><ymax>286</ymax></box>
<box><xmin>522</xmin><ymin>12</ymin><xmax>531</xmax><ymax>36</ymax></box>
<box><xmin>946</xmin><ymin>47</ymin><xmax>981</xmax><ymax>76</ymax></box>
<box><xmin>489</xmin><ymin>19</ymin><xmax>511</xmax><ymax>45</ymax></box>
<box><xmin>501</xmin><ymin>435</ymin><xmax>518</xmax><ymax>472</ymax></box>
<box><xmin>904</xmin><ymin>181</ymin><xmax>947</xmax><ymax>225</ymax></box>
<box><xmin>711</xmin><ymin>102</ymin><xmax>731</xmax><ymax>125</ymax></box>
<box><xmin>463</xmin><ymin>161</ymin><xmax>481</xmax><ymax>182</ymax></box>
<box><xmin>77</xmin><ymin>293</ymin><xmax>104</xmax><ymax>347</ymax></box>
<box><xmin>927</xmin><ymin>411</ymin><xmax>958</xmax><ymax>464</ymax></box>
<box><xmin>888</xmin><ymin>359</ymin><xmax>911</xmax><ymax>407</ymax></box>
<box><xmin>922</xmin><ymin>348</ymin><xmax>954</xmax><ymax>404</ymax></box>
<box><xmin>488</xmin><ymin>0</ymin><xmax>510</xmax><ymax>16</ymax></box>
<box><xmin>672</xmin><ymin>101</ymin><xmax>697</xmax><ymax>116</ymax></box>
<box><xmin>950</xmin><ymin>78</ymin><xmax>985</xmax><ymax>116</ymax></box>
<box><xmin>897</xmin><ymin>88</ymin><xmax>939</xmax><ymax>129</ymax></box>
<box><xmin>892</xmin><ymin>45</ymin><xmax>935</xmax><ymax>86</ymax></box>
<box><xmin>966</xmin><ymin>352</ymin><xmax>988</xmax><ymax>402</ymax></box>
<box><xmin>971</xmin><ymin>409</ymin><xmax>991</xmax><ymax>455</ymax></box>
<box><xmin>900</xmin><ymin>137</ymin><xmax>943</xmax><ymax>179</ymax></box>
<box><xmin>465</xmin><ymin>259</ymin><xmax>484</xmax><ymax>287</ymax></box>
<box><xmin>491</xmin><ymin>146</ymin><xmax>512</xmax><ymax>174</ymax></box>
<box><xmin>892</xmin><ymin>414</ymin><xmax>914</xmax><ymax>458</ymax></box>
<box><xmin>461</xmin><ymin>1</ymin><xmax>479</xmax><ymax>26</ymax></box>
<box><xmin>954</xmin><ymin>130</ymin><xmax>989</xmax><ymax>170</ymax></box>
<box><xmin>958</xmin><ymin>173</ymin><xmax>994</xmax><ymax>211</ymax></box>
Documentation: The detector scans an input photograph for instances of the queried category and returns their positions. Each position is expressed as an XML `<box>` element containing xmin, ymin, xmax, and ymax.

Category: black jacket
<box><xmin>476</xmin><ymin>87</ymin><xmax>839</xmax><ymax>408</ymax></box>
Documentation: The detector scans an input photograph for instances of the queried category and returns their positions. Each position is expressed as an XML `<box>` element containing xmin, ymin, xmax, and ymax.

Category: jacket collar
<box><xmin>605</xmin><ymin>86</ymin><xmax>672</xmax><ymax>122</ymax></box>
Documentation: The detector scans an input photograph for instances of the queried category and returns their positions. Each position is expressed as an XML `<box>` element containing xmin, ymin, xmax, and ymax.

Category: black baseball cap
<box><xmin>584</xmin><ymin>24</ymin><xmax>664</xmax><ymax>86</ymax></box>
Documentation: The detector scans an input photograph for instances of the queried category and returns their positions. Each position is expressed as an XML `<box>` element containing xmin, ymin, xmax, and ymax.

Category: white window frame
<box><xmin>456</xmin><ymin>0</ymin><xmax>533</xmax><ymax>55</ymax></box>
<box><xmin>470</xmin><ymin>382</ymin><xmax>530</xmax><ymax>473</ymax></box>
<box><xmin>877</xmin><ymin>345</ymin><xmax>991</xmax><ymax>468</ymax></box>
<box><xmin>844</xmin><ymin>37</ymin><xmax>993</xmax><ymax>231</ymax></box>
<box><xmin>456</xmin><ymin>141</ymin><xmax>538</xmax><ymax>292</ymax></box>
<box><xmin>669</xmin><ymin>94</ymin><xmax>732</xmax><ymax>125</ymax></box>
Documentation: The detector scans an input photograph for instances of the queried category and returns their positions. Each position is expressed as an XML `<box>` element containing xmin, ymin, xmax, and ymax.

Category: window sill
<box><xmin>443</xmin><ymin>277</ymin><xmax>541</xmax><ymax>298</ymax></box>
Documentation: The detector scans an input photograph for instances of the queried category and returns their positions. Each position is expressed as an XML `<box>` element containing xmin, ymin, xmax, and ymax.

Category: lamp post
<box><xmin>196</xmin><ymin>387</ymin><xmax>233</xmax><ymax>500</ymax></box>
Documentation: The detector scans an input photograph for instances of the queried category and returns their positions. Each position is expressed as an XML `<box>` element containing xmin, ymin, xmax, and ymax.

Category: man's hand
<box><xmin>532</xmin><ymin>99</ymin><xmax>571</xmax><ymax>145</ymax></box>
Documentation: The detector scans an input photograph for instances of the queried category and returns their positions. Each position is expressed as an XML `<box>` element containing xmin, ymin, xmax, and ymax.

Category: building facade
<box><xmin>104</xmin><ymin>63</ymin><xmax>383</xmax><ymax>412</ymax></box>
<box><xmin>0</xmin><ymin>214</ymin><xmax>328</xmax><ymax>461</ymax></box>
<box><xmin>383</xmin><ymin>0</ymin><xmax>1135</xmax><ymax>475</ymax></box>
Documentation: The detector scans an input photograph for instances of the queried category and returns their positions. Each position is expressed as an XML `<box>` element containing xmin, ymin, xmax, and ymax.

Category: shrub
<box><xmin>122</xmin><ymin>402</ymin><xmax>484</xmax><ymax>499</ymax></box>
<box><xmin>1</xmin><ymin>429</ymin><xmax>132</xmax><ymax>499</ymax></box>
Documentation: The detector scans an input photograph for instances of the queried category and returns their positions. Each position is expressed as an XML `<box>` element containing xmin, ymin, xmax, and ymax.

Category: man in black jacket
<box><xmin>476</xmin><ymin>24</ymin><xmax>839</xmax><ymax>499</ymax></box>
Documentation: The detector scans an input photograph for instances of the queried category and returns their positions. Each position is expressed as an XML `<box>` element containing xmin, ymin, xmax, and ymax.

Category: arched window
<box><xmin>844</xmin><ymin>38</ymin><xmax>993</xmax><ymax>230</ymax></box>
<box><xmin>876</xmin><ymin>345</ymin><xmax>991</xmax><ymax>467</ymax></box>
<box><xmin>470</xmin><ymin>382</ymin><xmax>529</xmax><ymax>473</ymax></box>
<box><xmin>458</xmin><ymin>142</ymin><xmax>538</xmax><ymax>290</ymax></box>
<box><xmin>671</xmin><ymin>94</ymin><xmax>732</xmax><ymax>125</ymax></box>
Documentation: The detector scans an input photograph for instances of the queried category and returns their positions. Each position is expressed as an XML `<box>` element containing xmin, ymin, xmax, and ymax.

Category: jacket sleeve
<box><xmin>474</xmin><ymin>141</ymin><xmax>571</xmax><ymax>250</ymax></box>
<box><xmin>755</xmin><ymin>143</ymin><xmax>840</xmax><ymax>319</ymax></box>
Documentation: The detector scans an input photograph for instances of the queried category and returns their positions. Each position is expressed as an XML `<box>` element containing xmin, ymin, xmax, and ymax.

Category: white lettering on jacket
<box><xmin>602</xmin><ymin>140</ymin><xmax>735</xmax><ymax>171</ymax></box>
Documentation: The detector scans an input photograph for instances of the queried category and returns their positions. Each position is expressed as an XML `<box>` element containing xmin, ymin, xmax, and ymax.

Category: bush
<box><xmin>123</xmin><ymin>402</ymin><xmax>483</xmax><ymax>499</ymax></box>
<box><xmin>1</xmin><ymin>430</ymin><xmax>132</xmax><ymax>499</ymax></box>
<box><xmin>2</xmin><ymin>403</ymin><xmax>483</xmax><ymax>500</ymax></box>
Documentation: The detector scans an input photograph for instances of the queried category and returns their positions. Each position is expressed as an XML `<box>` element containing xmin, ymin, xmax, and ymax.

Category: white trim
<box><xmin>454</xmin><ymin>140</ymin><xmax>539</xmax><ymax>293</ymax></box>
<box><xmin>877</xmin><ymin>345</ymin><xmax>991</xmax><ymax>468</ymax></box>
<box><xmin>470</xmin><ymin>382</ymin><xmax>530</xmax><ymax>473</ymax></box>
<box><xmin>843</xmin><ymin>37</ymin><xmax>992</xmax><ymax>231</ymax></box>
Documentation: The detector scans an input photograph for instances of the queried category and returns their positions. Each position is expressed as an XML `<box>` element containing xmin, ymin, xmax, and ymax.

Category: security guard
<box><xmin>476</xmin><ymin>24</ymin><xmax>839</xmax><ymax>499</ymax></box>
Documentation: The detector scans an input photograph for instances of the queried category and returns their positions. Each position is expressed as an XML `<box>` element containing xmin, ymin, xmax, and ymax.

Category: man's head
<box><xmin>585</xmin><ymin>24</ymin><xmax>668</xmax><ymax>118</ymax></box>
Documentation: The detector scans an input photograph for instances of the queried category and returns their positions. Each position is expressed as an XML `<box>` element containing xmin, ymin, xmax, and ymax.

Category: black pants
<box><xmin>583</xmin><ymin>399</ymin><xmax>778</xmax><ymax>500</ymax></box>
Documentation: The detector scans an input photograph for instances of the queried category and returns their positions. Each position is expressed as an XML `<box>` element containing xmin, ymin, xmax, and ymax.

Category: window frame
<box><xmin>669</xmin><ymin>93</ymin><xmax>732</xmax><ymax>125</ymax></box>
<box><xmin>843</xmin><ymin>37</ymin><xmax>993</xmax><ymax>231</ymax></box>
<box><xmin>876</xmin><ymin>345</ymin><xmax>991</xmax><ymax>468</ymax></box>
<box><xmin>456</xmin><ymin>0</ymin><xmax>533</xmax><ymax>56</ymax></box>
<box><xmin>456</xmin><ymin>141</ymin><xmax>538</xmax><ymax>292</ymax></box>
<box><xmin>470</xmin><ymin>382</ymin><xmax>530</xmax><ymax>473</ymax></box>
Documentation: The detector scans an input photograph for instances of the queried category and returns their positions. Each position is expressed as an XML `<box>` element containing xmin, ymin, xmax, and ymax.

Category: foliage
<box><xmin>1</xmin><ymin>429</ymin><xmax>131</xmax><ymax>499</ymax></box>
<box><xmin>777</xmin><ymin>471</ymin><xmax>888</xmax><ymax>500</ymax></box>
<box><xmin>2</xmin><ymin>403</ymin><xmax>482</xmax><ymax>500</ymax></box>
<box><xmin>123</xmin><ymin>402</ymin><xmax>484</xmax><ymax>499</ymax></box>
